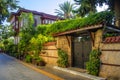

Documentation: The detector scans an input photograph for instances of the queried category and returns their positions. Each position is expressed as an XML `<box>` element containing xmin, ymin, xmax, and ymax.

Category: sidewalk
<box><xmin>53</xmin><ymin>66</ymin><xmax>106</xmax><ymax>80</ymax></box>
<box><xmin>19</xmin><ymin>60</ymin><xmax>89</xmax><ymax>80</ymax></box>
<box><xmin>37</xmin><ymin>66</ymin><xmax>90</xmax><ymax>80</ymax></box>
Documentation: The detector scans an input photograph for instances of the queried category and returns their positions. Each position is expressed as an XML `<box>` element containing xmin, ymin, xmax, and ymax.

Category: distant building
<box><xmin>8</xmin><ymin>8</ymin><xmax>62</xmax><ymax>44</ymax></box>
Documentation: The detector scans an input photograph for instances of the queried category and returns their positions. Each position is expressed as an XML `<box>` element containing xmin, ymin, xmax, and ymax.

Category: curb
<box><xmin>54</xmin><ymin>66</ymin><xmax>106</xmax><ymax>80</ymax></box>
<box><xmin>3</xmin><ymin>54</ymin><xmax>64</xmax><ymax>80</ymax></box>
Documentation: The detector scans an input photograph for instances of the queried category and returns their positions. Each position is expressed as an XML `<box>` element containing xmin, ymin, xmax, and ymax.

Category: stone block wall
<box><xmin>99</xmin><ymin>36</ymin><xmax>120</xmax><ymax>79</ymax></box>
<box><xmin>56</xmin><ymin>35</ymin><xmax>72</xmax><ymax>66</ymax></box>
<box><xmin>40</xmin><ymin>42</ymin><xmax>58</xmax><ymax>66</ymax></box>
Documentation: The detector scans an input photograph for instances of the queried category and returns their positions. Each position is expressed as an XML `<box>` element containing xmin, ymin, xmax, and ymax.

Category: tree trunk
<box><xmin>114</xmin><ymin>0</ymin><xmax>120</xmax><ymax>27</ymax></box>
<box><xmin>90</xmin><ymin>29</ymin><xmax>103</xmax><ymax>50</ymax></box>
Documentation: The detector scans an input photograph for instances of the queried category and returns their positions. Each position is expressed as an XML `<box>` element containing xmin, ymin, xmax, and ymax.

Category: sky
<box><xmin>18</xmin><ymin>0</ymin><xmax>108</xmax><ymax>15</ymax></box>
<box><xmin>18</xmin><ymin>0</ymin><xmax>74</xmax><ymax>15</ymax></box>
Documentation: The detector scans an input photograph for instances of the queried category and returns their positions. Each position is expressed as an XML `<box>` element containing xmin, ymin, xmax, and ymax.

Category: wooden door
<box><xmin>73</xmin><ymin>36</ymin><xmax>91</xmax><ymax>68</ymax></box>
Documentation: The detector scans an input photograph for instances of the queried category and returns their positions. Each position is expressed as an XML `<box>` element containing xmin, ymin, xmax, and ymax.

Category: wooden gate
<box><xmin>72</xmin><ymin>36</ymin><xmax>92</xmax><ymax>68</ymax></box>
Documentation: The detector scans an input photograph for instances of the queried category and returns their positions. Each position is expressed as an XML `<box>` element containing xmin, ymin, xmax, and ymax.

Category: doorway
<box><xmin>72</xmin><ymin>35</ymin><xmax>92</xmax><ymax>69</ymax></box>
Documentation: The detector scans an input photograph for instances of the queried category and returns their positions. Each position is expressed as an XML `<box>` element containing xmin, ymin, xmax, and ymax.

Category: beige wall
<box><xmin>99</xmin><ymin>43</ymin><xmax>120</xmax><ymax>79</ymax></box>
<box><xmin>41</xmin><ymin>35</ymin><xmax>72</xmax><ymax>66</ymax></box>
<box><xmin>40</xmin><ymin>42</ymin><xmax>58</xmax><ymax>66</ymax></box>
<box><xmin>56</xmin><ymin>35</ymin><xmax>72</xmax><ymax>66</ymax></box>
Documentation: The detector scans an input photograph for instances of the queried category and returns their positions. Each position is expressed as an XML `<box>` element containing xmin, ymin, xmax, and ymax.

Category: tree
<box><xmin>0</xmin><ymin>24</ymin><xmax>14</xmax><ymax>53</ymax></box>
<box><xmin>114</xmin><ymin>0</ymin><xmax>120</xmax><ymax>27</ymax></box>
<box><xmin>0</xmin><ymin>25</ymin><xmax>13</xmax><ymax>40</ymax></box>
<box><xmin>18</xmin><ymin>12</ymin><xmax>35</xmax><ymax>54</ymax></box>
<box><xmin>74</xmin><ymin>0</ymin><xmax>96</xmax><ymax>17</ymax></box>
<box><xmin>0</xmin><ymin>0</ymin><xmax>19</xmax><ymax>24</ymax></box>
<box><xmin>74</xmin><ymin>0</ymin><xmax>110</xmax><ymax>17</ymax></box>
<box><xmin>74</xmin><ymin>0</ymin><xmax>120</xmax><ymax>27</ymax></box>
<box><xmin>55</xmin><ymin>1</ymin><xmax>75</xmax><ymax>19</ymax></box>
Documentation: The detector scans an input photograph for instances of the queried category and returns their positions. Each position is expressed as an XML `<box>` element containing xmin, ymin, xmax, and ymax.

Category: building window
<box><xmin>51</xmin><ymin>20</ymin><xmax>54</xmax><ymax>24</ymax></box>
<box><xmin>12</xmin><ymin>22</ymin><xmax>15</xmax><ymax>27</ymax></box>
<box><xmin>43</xmin><ymin>19</ymin><xmax>55</xmax><ymax>24</ymax></box>
<box><xmin>34</xmin><ymin>18</ymin><xmax>37</xmax><ymax>26</ymax></box>
<box><xmin>20</xmin><ymin>21</ymin><xmax>23</xmax><ymax>27</ymax></box>
<box><xmin>45</xmin><ymin>19</ymin><xmax>48</xmax><ymax>24</ymax></box>
<box><xmin>48</xmin><ymin>20</ymin><xmax>50</xmax><ymax>24</ymax></box>
<box><xmin>52</xmin><ymin>20</ymin><xmax>55</xmax><ymax>23</ymax></box>
<box><xmin>43</xmin><ymin>20</ymin><xmax>45</xmax><ymax>24</ymax></box>
<box><xmin>16</xmin><ymin>21</ymin><xmax>18</xmax><ymax>29</ymax></box>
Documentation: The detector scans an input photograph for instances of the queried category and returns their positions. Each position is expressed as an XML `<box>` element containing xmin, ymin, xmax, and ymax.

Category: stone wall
<box><xmin>99</xmin><ymin>36</ymin><xmax>120</xmax><ymax>79</ymax></box>
<box><xmin>56</xmin><ymin>35</ymin><xmax>72</xmax><ymax>66</ymax></box>
<box><xmin>41</xmin><ymin>35</ymin><xmax>72</xmax><ymax>67</ymax></box>
<box><xmin>40</xmin><ymin>42</ymin><xmax>58</xmax><ymax>66</ymax></box>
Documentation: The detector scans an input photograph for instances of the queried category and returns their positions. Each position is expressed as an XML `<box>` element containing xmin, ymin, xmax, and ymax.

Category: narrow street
<box><xmin>0</xmin><ymin>53</ymin><xmax>53</xmax><ymax>80</ymax></box>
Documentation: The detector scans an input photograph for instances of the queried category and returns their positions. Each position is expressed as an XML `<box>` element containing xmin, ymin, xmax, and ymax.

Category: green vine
<box><xmin>48</xmin><ymin>11</ymin><xmax>113</xmax><ymax>34</ymax></box>
<box><xmin>57</xmin><ymin>49</ymin><xmax>68</xmax><ymax>68</ymax></box>
<box><xmin>86</xmin><ymin>49</ymin><xmax>101</xmax><ymax>76</ymax></box>
<box><xmin>35</xmin><ymin>11</ymin><xmax>113</xmax><ymax>35</ymax></box>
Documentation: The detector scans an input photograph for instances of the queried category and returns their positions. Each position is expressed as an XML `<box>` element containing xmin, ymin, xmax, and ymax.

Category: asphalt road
<box><xmin>0</xmin><ymin>53</ymin><xmax>53</xmax><ymax>80</ymax></box>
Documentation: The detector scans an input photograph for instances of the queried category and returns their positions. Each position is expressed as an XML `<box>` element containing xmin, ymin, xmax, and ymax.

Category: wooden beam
<box><xmin>65</xmin><ymin>35</ymin><xmax>70</xmax><ymax>48</ymax></box>
<box><xmin>53</xmin><ymin>24</ymin><xmax>103</xmax><ymax>37</ymax></box>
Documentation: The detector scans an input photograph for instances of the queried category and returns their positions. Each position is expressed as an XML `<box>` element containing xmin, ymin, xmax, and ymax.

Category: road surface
<box><xmin>0</xmin><ymin>53</ymin><xmax>53</xmax><ymax>80</ymax></box>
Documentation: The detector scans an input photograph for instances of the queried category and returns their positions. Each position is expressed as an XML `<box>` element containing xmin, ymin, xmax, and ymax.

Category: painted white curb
<box><xmin>54</xmin><ymin>66</ymin><xmax>106</xmax><ymax>80</ymax></box>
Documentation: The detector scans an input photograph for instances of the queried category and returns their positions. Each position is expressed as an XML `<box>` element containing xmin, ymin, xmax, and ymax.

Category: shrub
<box><xmin>25</xmin><ymin>54</ymin><xmax>32</xmax><ymax>63</ymax></box>
<box><xmin>57</xmin><ymin>49</ymin><xmax>68</xmax><ymax>67</ymax></box>
<box><xmin>86</xmin><ymin>49</ymin><xmax>101</xmax><ymax>76</ymax></box>
<box><xmin>32</xmin><ymin>53</ymin><xmax>45</xmax><ymax>66</ymax></box>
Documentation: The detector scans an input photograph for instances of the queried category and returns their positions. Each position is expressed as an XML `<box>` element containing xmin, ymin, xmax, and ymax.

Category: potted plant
<box><xmin>25</xmin><ymin>54</ymin><xmax>32</xmax><ymax>63</ymax></box>
<box><xmin>32</xmin><ymin>55</ymin><xmax>45</xmax><ymax>66</ymax></box>
<box><xmin>36</xmin><ymin>57</ymin><xmax>46</xmax><ymax>66</ymax></box>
